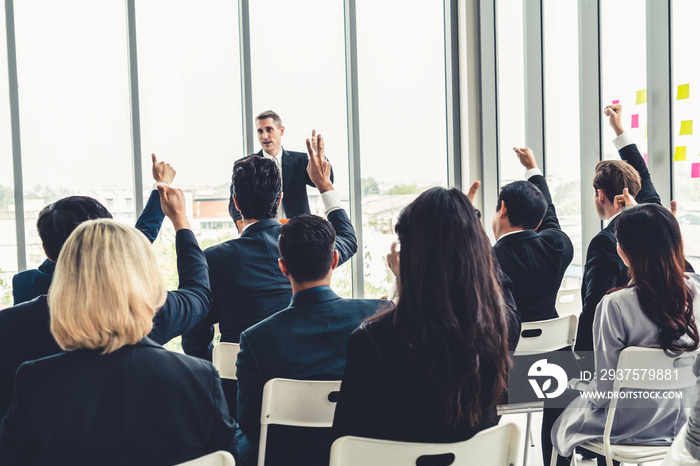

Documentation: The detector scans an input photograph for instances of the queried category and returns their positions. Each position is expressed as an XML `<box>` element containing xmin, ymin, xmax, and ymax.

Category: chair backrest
<box><xmin>329</xmin><ymin>422</ymin><xmax>521</xmax><ymax>466</ymax></box>
<box><xmin>212</xmin><ymin>343</ymin><xmax>240</xmax><ymax>380</ymax></box>
<box><xmin>514</xmin><ymin>314</ymin><xmax>578</xmax><ymax>355</ymax></box>
<box><xmin>175</xmin><ymin>450</ymin><xmax>236</xmax><ymax>466</ymax></box>
<box><xmin>257</xmin><ymin>378</ymin><xmax>341</xmax><ymax>466</ymax></box>
<box><xmin>555</xmin><ymin>287</ymin><xmax>581</xmax><ymax>316</ymax></box>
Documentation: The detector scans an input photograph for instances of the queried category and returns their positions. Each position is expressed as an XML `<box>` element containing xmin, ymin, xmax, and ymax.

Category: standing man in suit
<box><xmin>235</xmin><ymin>214</ymin><xmax>390</xmax><ymax>466</ymax></box>
<box><xmin>575</xmin><ymin>104</ymin><xmax>661</xmax><ymax>354</ymax></box>
<box><xmin>492</xmin><ymin>147</ymin><xmax>574</xmax><ymax>322</ymax></box>
<box><xmin>228</xmin><ymin>110</ymin><xmax>333</xmax><ymax>226</ymax></box>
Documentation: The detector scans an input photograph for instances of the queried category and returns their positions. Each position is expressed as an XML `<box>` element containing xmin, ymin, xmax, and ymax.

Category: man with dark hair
<box><xmin>183</xmin><ymin>132</ymin><xmax>357</xmax><ymax>419</ymax></box>
<box><xmin>228</xmin><ymin>111</ymin><xmax>333</xmax><ymax>225</ymax></box>
<box><xmin>491</xmin><ymin>147</ymin><xmax>574</xmax><ymax>322</ymax></box>
<box><xmin>234</xmin><ymin>214</ymin><xmax>389</xmax><ymax>466</ymax></box>
<box><xmin>0</xmin><ymin>179</ymin><xmax>213</xmax><ymax>419</ymax></box>
<box><xmin>11</xmin><ymin>154</ymin><xmax>172</xmax><ymax>304</ymax></box>
<box><xmin>575</xmin><ymin>104</ymin><xmax>661</xmax><ymax>353</ymax></box>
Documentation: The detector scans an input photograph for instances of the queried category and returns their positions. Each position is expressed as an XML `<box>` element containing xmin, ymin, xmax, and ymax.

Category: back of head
<box><xmin>496</xmin><ymin>181</ymin><xmax>547</xmax><ymax>229</ymax></box>
<box><xmin>256</xmin><ymin>109</ymin><xmax>283</xmax><ymax>127</ymax></box>
<box><xmin>616</xmin><ymin>204</ymin><xmax>698</xmax><ymax>350</ymax></box>
<box><xmin>48</xmin><ymin>219</ymin><xmax>166</xmax><ymax>354</ymax></box>
<box><xmin>389</xmin><ymin>187</ymin><xmax>509</xmax><ymax>428</ymax></box>
<box><xmin>593</xmin><ymin>160</ymin><xmax>641</xmax><ymax>205</ymax></box>
<box><xmin>37</xmin><ymin>196</ymin><xmax>112</xmax><ymax>261</ymax></box>
<box><xmin>232</xmin><ymin>156</ymin><xmax>282</xmax><ymax>220</ymax></box>
<box><xmin>278</xmin><ymin>214</ymin><xmax>336</xmax><ymax>283</ymax></box>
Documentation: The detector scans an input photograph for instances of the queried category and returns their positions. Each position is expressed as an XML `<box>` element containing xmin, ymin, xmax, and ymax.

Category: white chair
<box><xmin>551</xmin><ymin>347</ymin><xmax>699</xmax><ymax>466</ymax></box>
<box><xmin>556</xmin><ymin>287</ymin><xmax>581</xmax><ymax>317</ymax></box>
<box><xmin>329</xmin><ymin>422</ymin><xmax>521</xmax><ymax>466</ymax></box>
<box><xmin>175</xmin><ymin>450</ymin><xmax>236</xmax><ymax>466</ymax></box>
<box><xmin>661</xmin><ymin>422</ymin><xmax>700</xmax><ymax>466</ymax></box>
<box><xmin>257</xmin><ymin>378</ymin><xmax>341</xmax><ymax>466</ymax></box>
<box><xmin>212</xmin><ymin>343</ymin><xmax>240</xmax><ymax>380</ymax></box>
<box><xmin>498</xmin><ymin>314</ymin><xmax>578</xmax><ymax>466</ymax></box>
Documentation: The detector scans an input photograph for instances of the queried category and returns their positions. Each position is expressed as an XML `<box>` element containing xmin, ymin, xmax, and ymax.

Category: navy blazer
<box><xmin>575</xmin><ymin>141</ymin><xmax>661</xmax><ymax>352</ymax></box>
<box><xmin>11</xmin><ymin>190</ymin><xmax>165</xmax><ymax>305</ymax></box>
<box><xmin>182</xmin><ymin>207</ymin><xmax>357</xmax><ymax>361</ymax></box>
<box><xmin>228</xmin><ymin>149</ymin><xmax>334</xmax><ymax>221</ymax></box>
<box><xmin>493</xmin><ymin>174</ymin><xmax>574</xmax><ymax>322</ymax></box>
<box><xmin>0</xmin><ymin>338</ymin><xmax>236</xmax><ymax>466</ymax></box>
<box><xmin>0</xmin><ymin>229</ymin><xmax>212</xmax><ymax>419</ymax></box>
<box><xmin>235</xmin><ymin>287</ymin><xmax>391</xmax><ymax>466</ymax></box>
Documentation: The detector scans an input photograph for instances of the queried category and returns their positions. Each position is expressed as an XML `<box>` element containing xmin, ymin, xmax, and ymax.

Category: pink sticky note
<box><xmin>631</xmin><ymin>114</ymin><xmax>639</xmax><ymax>128</ymax></box>
<box><xmin>612</xmin><ymin>100</ymin><xmax>620</xmax><ymax>104</ymax></box>
<box><xmin>692</xmin><ymin>163</ymin><xmax>700</xmax><ymax>179</ymax></box>
<box><xmin>643</xmin><ymin>153</ymin><xmax>648</xmax><ymax>166</ymax></box>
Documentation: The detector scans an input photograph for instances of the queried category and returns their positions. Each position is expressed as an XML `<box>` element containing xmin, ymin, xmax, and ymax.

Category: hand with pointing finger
<box><xmin>152</xmin><ymin>153</ymin><xmax>176</xmax><ymax>184</ymax></box>
<box><xmin>613</xmin><ymin>187</ymin><xmax>637</xmax><ymax>211</ymax></box>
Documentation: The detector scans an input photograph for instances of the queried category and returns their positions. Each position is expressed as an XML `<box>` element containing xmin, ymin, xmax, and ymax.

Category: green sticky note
<box><xmin>678</xmin><ymin>84</ymin><xmax>690</xmax><ymax>100</ymax></box>
<box><xmin>674</xmin><ymin>146</ymin><xmax>687</xmax><ymax>161</ymax></box>
<box><xmin>680</xmin><ymin>120</ymin><xmax>693</xmax><ymax>136</ymax></box>
<box><xmin>636</xmin><ymin>89</ymin><xmax>647</xmax><ymax>104</ymax></box>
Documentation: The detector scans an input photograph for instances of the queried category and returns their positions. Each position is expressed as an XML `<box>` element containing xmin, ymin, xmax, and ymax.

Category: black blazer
<box><xmin>235</xmin><ymin>287</ymin><xmax>390</xmax><ymax>466</ymax></box>
<box><xmin>11</xmin><ymin>190</ymin><xmax>166</xmax><ymax>305</ymax></box>
<box><xmin>493</xmin><ymin>174</ymin><xmax>574</xmax><ymax>322</ymax></box>
<box><xmin>228</xmin><ymin>149</ymin><xmax>334</xmax><ymax>221</ymax></box>
<box><xmin>0</xmin><ymin>338</ymin><xmax>236</xmax><ymax>466</ymax></box>
<box><xmin>575</xmin><ymin>141</ymin><xmax>661</xmax><ymax>352</ymax></box>
<box><xmin>0</xmin><ymin>229</ymin><xmax>212</xmax><ymax>419</ymax></box>
<box><xmin>182</xmin><ymin>207</ymin><xmax>357</xmax><ymax>361</ymax></box>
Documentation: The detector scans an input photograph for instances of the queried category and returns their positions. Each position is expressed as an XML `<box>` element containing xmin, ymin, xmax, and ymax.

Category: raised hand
<box><xmin>466</xmin><ymin>181</ymin><xmax>481</xmax><ymax>204</ymax></box>
<box><xmin>604</xmin><ymin>104</ymin><xmax>625</xmax><ymax>137</ymax></box>
<box><xmin>613</xmin><ymin>187</ymin><xmax>637</xmax><ymax>211</ymax></box>
<box><xmin>386</xmin><ymin>241</ymin><xmax>400</xmax><ymax>278</ymax></box>
<box><xmin>152</xmin><ymin>153</ymin><xmax>176</xmax><ymax>184</ymax></box>
<box><xmin>670</xmin><ymin>200</ymin><xmax>678</xmax><ymax>217</ymax></box>
<box><xmin>305</xmin><ymin>130</ymin><xmax>333</xmax><ymax>193</ymax></box>
<box><xmin>513</xmin><ymin>147</ymin><xmax>537</xmax><ymax>170</ymax></box>
<box><xmin>157</xmin><ymin>184</ymin><xmax>191</xmax><ymax>231</ymax></box>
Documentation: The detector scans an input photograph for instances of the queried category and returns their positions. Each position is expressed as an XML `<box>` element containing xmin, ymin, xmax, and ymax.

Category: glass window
<box><xmin>249</xmin><ymin>0</ymin><xmax>351</xmax><ymax>296</ymax></box>
<box><xmin>672</xmin><ymin>0</ymin><xmax>700</xmax><ymax>270</ymax></box>
<box><xmin>14</xmin><ymin>0</ymin><xmax>133</xmax><ymax>270</ymax></box>
<box><xmin>600</xmin><ymin>0</ymin><xmax>647</xmax><ymax>160</ymax></box>
<box><xmin>355</xmin><ymin>0</ymin><xmax>448</xmax><ymax>298</ymax></box>
<box><xmin>543</xmin><ymin>0</ymin><xmax>582</xmax><ymax>287</ymax></box>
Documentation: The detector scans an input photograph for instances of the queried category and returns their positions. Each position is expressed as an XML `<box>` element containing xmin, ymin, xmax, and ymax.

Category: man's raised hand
<box><xmin>513</xmin><ymin>147</ymin><xmax>537</xmax><ymax>170</ymax></box>
<box><xmin>604</xmin><ymin>104</ymin><xmax>625</xmax><ymax>137</ymax></box>
<box><xmin>157</xmin><ymin>184</ymin><xmax>191</xmax><ymax>231</ymax></box>
<box><xmin>152</xmin><ymin>153</ymin><xmax>176</xmax><ymax>184</ymax></box>
<box><xmin>613</xmin><ymin>187</ymin><xmax>637</xmax><ymax>211</ymax></box>
<box><xmin>306</xmin><ymin>130</ymin><xmax>333</xmax><ymax>193</ymax></box>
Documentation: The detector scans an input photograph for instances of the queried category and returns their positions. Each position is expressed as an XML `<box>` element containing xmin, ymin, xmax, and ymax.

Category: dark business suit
<box><xmin>11</xmin><ymin>189</ymin><xmax>165</xmax><ymax>305</ymax></box>
<box><xmin>0</xmin><ymin>229</ymin><xmax>212</xmax><ymax>419</ymax></box>
<box><xmin>228</xmin><ymin>149</ymin><xmax>334</xmax><ymax>221</ymax></box>
<box><xmin>493</xmin><ymin>174</ymin><xmax>574</xmax><ymax>322</ymax></box>
<box><xmin>235</xmin><ymin>287</ymin><xmax>390</xmax><ymax>466</ymax></box>
<box><xmin>575</xmin><ymin>140</ymin><xmax>661</xmax><ymax>353</ymax></box>
<box><xmin>0</xmin><ymin>338</ymin><xmax>237</xmax><ymax>466</ymax></box>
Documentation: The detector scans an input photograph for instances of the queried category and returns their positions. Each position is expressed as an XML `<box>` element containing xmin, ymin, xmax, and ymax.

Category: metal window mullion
<box><xmin>126</xmin><ymin>0</ymin><xmax>143</xmax><ymax>217</ymax></box>
<box><xmin>578</xmin><ymin>0</ymin><xmax>603</xmax><ymax>257</ymax></box>
<box><xmin>444</xmin><ymin>0</ymin><xmax>461</xmax><ymax>190</ymax></box>
<box><xmin>5</xmin><ymin>0</ymin><xmax>26</xmax><ymax>271</ymax></box>
<box><xmin>646</xmin><ymin>0</ymin><xmax>672</xmax><ymax>204</ymax></box>
<box><xmin>238</xmin><ymin>0</ymin><xmax>254</xmax><ymax>155</ymax></box>
<box><xmin>524</xmin><ymin>0</ymin><xmax>546</xmax><ymax>171</ymax></box>
<box><xmin>343</xmin><ymin>0</ymin><xmax>363</xmax><ymax>299</ymax></box>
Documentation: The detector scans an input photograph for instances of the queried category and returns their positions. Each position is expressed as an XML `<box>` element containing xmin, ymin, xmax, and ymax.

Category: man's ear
<box><xmin>279</xmin><ymin>125</ymin><xmax>285</xmax><ymax>137</ymax></box>
<box><xmin>232</xmin><ymin>195</ymin><xmax>241</xmax><ymax>212</ymax></box>
<box><xmin>330</xmin><ymin>250</ymin><xmax>339</xmax><ymax>271</ymax></box>
<box><xmin>498</xmin><ymin>200</ymin><xmax>509</xmax><ymax>219</ymax></box>
<box><xmin>278</xmin><ymin>258</ymin><xmax>290</xmax><ymax>277</ymax></box>
<box><xmin>597</xmin><ymin>189</ymin><xmax>607</xmax><ymax>205</ymax></box>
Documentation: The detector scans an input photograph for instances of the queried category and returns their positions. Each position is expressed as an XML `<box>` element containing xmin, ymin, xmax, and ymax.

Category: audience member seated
<box><xmin>543</xmin><ymin>203</ymin><xmax>700</xmax><ymax>466</ymax></box>
<box><xmin>11</xmin><ymin>154</ymin><xmax>173</xmax><ymax>305</ymax></box>
<box><xmin>492</xmin><ymin>146</ymin><xmax>574</xmax><ymax>322</ymax></box>
<box><xmin>182</xmin><ymin>131</ymin><xmax>357</xmax><ymax>419</ymax></box>
<box><xmin>0</xmin><ymin>219</ymin><xmax>236</xmax><ymax>465</ymax></box>
<box><xmin>0</xmin><ymin>183</ymin><xmax>211</xmax><ymax>419</ymax></box>
<box><xmin>576</xmin><ymin>104</ymin><xmax>661</xmax><ymax>354</ymax></box>
<box><xmin>330</xmin><ymin>186</ymin><xmax>519</xmax><ymax>446</ymax></box>
<box><xmin>235</xmin><ymin>212</ymin><xmax>390</xmax><ymax>466</ymax></box>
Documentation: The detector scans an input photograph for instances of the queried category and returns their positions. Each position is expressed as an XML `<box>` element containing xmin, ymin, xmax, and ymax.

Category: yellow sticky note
<box><xmin>680</xmin><ymin>120</ymin><xmax>693</xmax><ymax>136</ymax></box>
<box><xmin>678</xmin><ymin>84</ymin><xmax>690</xmax><ymax>100</ymax></box>
<box><xmin>645</xmin><ymin>125</ymin><xmax>647</xmax><ymax>139</ymax></box>
<box><xmin>674</xmin><ymin>146</ymin><xmax>687</xmax><ymax>161</ymax></box>
<box><xmin>636</xmin><ymin>89</ymin><xmax>647</xmax><ymax>104</ymax></box>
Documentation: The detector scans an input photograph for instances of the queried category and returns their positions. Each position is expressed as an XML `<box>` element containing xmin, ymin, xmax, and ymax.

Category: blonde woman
<box><xmin>0</xmin><ymin>219</ymin><xmax>236</xmax><ymax>465</ymax></box>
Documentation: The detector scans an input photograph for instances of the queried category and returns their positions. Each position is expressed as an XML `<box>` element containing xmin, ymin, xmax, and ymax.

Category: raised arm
<box><xmin>512</xmin><ymin>146</ymin><xmax>562</xmax><ymax>232</ymax></box>
<box><xmin>134</xmin><ymin>153</ymin><xmax>175</xmax><ymax>242</ymax></box>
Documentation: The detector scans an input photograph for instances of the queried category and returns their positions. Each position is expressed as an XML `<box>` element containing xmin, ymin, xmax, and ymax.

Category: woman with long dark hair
<box><xmin>548</xmin><ymin>203</ymin><xmax>700</xmax><ymax>464</ymax></box>
<box><xmin>330</xmin><ymin>187</ymin><xmax>518</xmax><ymax>443</ymax></box>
